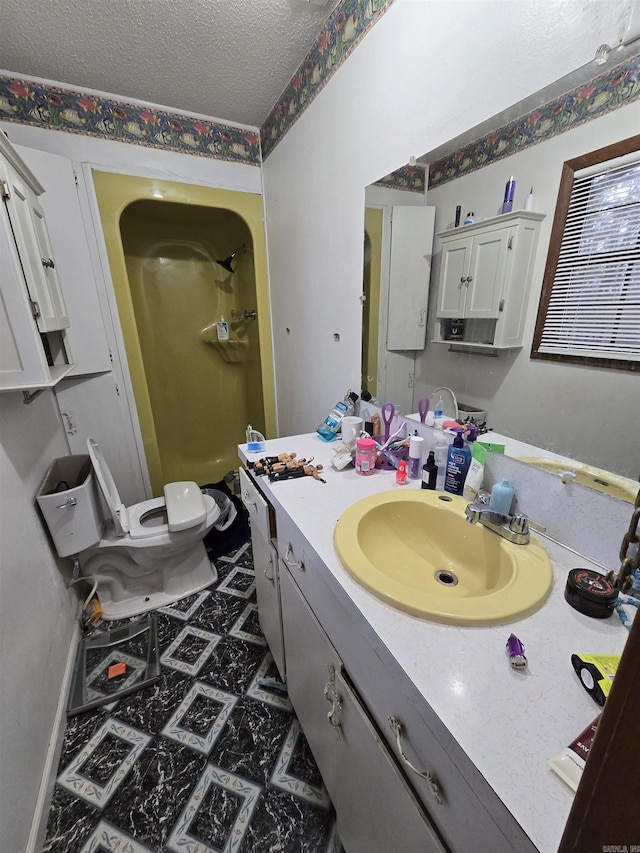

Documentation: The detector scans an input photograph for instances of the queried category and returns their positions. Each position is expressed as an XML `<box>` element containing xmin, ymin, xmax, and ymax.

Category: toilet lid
<box><xmin>87</xmin><ymin>438</ymin><xmax>128</xmax><ymax>536</ymax></box>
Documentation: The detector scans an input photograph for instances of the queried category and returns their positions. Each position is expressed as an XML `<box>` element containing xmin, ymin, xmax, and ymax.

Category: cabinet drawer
<box><xmin>277</xmin><ymin>510</ymin><xmax>329</xmax><ymax>610</ymax></box>
<box><xmin>346</xmin><ymin>642</ymin><xmax>535</xmax><ymax>853</ymax></box>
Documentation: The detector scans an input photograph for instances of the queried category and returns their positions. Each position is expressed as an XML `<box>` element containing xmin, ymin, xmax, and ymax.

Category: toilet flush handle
<box><xmin>57</xmin><ymin>497</ymin><xmax>77</xmax><ymax>509</ymax></box>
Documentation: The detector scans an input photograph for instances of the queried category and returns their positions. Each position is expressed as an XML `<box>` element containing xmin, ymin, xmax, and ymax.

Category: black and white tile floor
<box><xmin>44</xmin><ymin>543</ymin><xmax>342</xmax><ymax>853</ymax></box>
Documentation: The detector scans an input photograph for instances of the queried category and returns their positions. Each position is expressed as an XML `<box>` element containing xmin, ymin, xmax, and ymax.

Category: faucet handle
<box><xmin>509</xmin><ymin>514</ymin><xmax>529</xmax><ymax>535</ymax></box>
<box><xmin>510</xmin><ymin>514</ymin><xmax>547</xmax><ymax>535</ymax></box>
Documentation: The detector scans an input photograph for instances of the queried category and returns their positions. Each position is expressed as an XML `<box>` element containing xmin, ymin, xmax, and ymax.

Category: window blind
<box><xmin>537</xmin><ymin>158</ymin><xmax>640</xmax><ymax>362</ymax></box>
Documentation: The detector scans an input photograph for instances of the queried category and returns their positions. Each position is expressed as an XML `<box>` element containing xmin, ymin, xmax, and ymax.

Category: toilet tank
<box><xmin>36</xmin><ymin>455</ymin><xmax>104</xmax><ymax>558</ymax></box>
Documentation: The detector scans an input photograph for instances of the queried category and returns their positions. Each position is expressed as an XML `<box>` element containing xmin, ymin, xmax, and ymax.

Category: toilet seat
<box><xmin>87</xmin><ymin>439</ymin><xmax>214</xmax><ymax>541</ymax></box>
<box><xmin>128</xmin><ymin>497</ymin><xmax>167</xmax><ymax>539</ymax></box>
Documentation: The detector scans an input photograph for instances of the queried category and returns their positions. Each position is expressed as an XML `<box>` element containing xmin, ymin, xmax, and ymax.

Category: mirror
<box><xmin>362</xmin><ymin>59</ymin><xmax>639</xmax><ymax>495</ymax></box>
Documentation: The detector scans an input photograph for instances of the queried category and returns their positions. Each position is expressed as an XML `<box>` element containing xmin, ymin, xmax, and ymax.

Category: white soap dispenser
<box><xmin>216</xmin><ymin>315</ymin><xmax>229</xmax><ymax>341</ymax></box>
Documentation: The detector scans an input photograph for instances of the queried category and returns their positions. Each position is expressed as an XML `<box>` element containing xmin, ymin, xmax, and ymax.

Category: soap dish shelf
<box><xmin>203</xmin><ymin>339</ymin><xmax>249</xmax><ymax>363</ymax></box>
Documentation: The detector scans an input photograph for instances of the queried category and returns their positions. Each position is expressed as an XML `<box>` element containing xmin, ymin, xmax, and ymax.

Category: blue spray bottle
<box><xmin>444</xmin><ymin>429</ymin><xmax>472</xmax><ymax>496</ymax></box>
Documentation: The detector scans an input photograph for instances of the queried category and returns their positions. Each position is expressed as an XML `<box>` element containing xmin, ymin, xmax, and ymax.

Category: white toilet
<box><xmin>78</xmin><ymin>439</ymin><xmax>221</xmax><ymax>620</ymax></box>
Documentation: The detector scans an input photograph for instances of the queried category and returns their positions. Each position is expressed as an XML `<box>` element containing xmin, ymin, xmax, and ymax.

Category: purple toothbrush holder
<box><xmin>376</xmin><ymin>446</ymin><xmax>408</xmax><ymax>470</ymax></box>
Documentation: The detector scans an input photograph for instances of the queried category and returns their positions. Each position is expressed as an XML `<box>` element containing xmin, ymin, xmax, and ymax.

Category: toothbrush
<box><xmin>376</xmin><ymin>422</ymin><xmax>407</xmax><ymax>456</ymax></box>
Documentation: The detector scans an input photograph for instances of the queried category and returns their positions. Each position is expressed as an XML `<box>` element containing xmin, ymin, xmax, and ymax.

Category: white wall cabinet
<box><xmin>0</xmin><ymin>133</ymin><xmax>74</xmax><ymax>391</ymax></box>
<box><xmin>434</xmin><ymin>211</ymin><xmax>544</xmax><ymax>350</ymax></box>
<box><xmin>17</xmin><ymin>144</ymin><xmax>112</xmax><ymax>377</ymax></box>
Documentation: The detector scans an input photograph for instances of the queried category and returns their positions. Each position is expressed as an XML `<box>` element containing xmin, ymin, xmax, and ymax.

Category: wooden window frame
<box><xmin>531</xmin><ymin>134</ymin><xmax>640</xmax><ymax>373</ymax></box>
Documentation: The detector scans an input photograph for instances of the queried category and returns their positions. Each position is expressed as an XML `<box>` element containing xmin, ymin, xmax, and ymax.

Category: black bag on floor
<box><xmin>200</xmin><ymin>479</ymin><xmax>250</xmax><ymax>559</ymax></box>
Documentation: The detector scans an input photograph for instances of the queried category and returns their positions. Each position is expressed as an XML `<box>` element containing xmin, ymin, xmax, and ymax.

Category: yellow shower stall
<box><xmin>93</xmin><ymin>172</ymin><xmax>275</xmax><ymax>495</ymax></box>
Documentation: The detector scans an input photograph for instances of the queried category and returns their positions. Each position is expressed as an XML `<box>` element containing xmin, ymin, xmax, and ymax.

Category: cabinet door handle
<box><xmin>241</xmin><ymin>490</ymin><xmax>257</xmax><ymax>513</ymax></box>
<box><xmin>324</xmin><ymin>665</ymin><xmax>342</xmax><ymax>740</ymax></box>
<box><xmin>41</xmin><ymin>257</ymin><xmax>55</xmax><ymax>269</ymax></box>
<box><xmin>283</xmin><ymin>543</ymin><xmax>304</xmax><ymax>571</ymax></box>
<box><xmin>264</xmin><ymin>550</ymin><xmax>275</xmax><ymax>582</ymax></box>
<box><xmin>388</xmin><ymin>716</ymin><xmax>442</xmax><ymax>805</ymax></box>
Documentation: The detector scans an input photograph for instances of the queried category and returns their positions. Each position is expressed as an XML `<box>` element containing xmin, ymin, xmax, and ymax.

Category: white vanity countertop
<box><xmin>239</xmin><ymin>433</ymin><xmax>631</xmax><ymax>853</ymax></box>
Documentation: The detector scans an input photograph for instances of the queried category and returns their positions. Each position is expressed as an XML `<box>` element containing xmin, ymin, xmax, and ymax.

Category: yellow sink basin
<box><xmin>334</xmin><ymin>490</ymin><xmax>553</xmax><ymax>625</ymax></box>
<box><xmin>517</xmin><ymin>457</ymin><xmax>638</xmax><ymax>503</ymax></box>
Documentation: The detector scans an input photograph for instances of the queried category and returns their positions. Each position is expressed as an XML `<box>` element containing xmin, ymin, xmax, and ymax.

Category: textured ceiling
<box><xmin>0</xmin><ymin>0</ymin><xmax>341</xmax><ymax>128</ymax></box>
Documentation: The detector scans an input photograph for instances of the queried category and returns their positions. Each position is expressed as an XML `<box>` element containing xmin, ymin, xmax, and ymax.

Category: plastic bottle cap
<box><xmin>356</xmin><ymin>437</ymin><xmax>375</xmax><ymax>449</ymax></box>
<box><xmin>409</xmin><ymin>435</ymin><xmax>424</xmax><ymax>458</ymax></box>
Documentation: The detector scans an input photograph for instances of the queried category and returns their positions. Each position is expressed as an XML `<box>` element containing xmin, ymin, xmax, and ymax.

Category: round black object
<box><xmin>564</xmin><ymin>568</ymin><xmax>618</xmax><ymax>618</ymax></box>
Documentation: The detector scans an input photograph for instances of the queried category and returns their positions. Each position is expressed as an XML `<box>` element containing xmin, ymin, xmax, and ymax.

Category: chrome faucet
<box><xmin>231</xmin><ymin>309</ymin><xmax>257</xmax><ymax>321</ymax></box>
<box><xmin>465</xmin><ymin>502</ymin><xmax>545</xmax><ymax>545</ymax></box>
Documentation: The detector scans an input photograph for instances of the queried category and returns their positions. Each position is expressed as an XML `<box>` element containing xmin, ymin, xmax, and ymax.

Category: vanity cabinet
<box><xmin>239</xmin><ymin>468</ymin><xmax>285</xmax><ymax>678</ymax></box>
<box><xmin>273</xmin><ymin>504</ymin><xmax>530</xmax><ymax>853</ymax></box>
<box><xmin>0</xmin><ymin>133</ymin><xmax>74</xmax><ymax>390</ymax></box>
<box><xmin>434</xmin><ymin>211</ymin><xmax>544</xmax><ymax>350</ymax></box>
<box><xmin>279</xmin><ymin>556</ymin><xmax>446</xmax><ymax>853</ymax></box>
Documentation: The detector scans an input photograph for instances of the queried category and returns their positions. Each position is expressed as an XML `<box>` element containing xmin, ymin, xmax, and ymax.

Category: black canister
<box><xmin>564</xmin><ymin>568</ymin><xmax>618</xmax><ymax>618</ymax></box>
<box><xmin>444</xmin><ymin>318</ymin><xmax>465</xmax><ymax>341</ymax></box>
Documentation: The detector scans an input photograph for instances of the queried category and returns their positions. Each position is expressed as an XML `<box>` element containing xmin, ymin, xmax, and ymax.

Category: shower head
<box><xmin>216</xmin><ymin>244</ymin><xmax>247</xmax><ymax>274</ymax></box>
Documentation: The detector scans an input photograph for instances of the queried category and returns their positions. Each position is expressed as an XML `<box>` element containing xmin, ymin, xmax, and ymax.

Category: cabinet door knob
<box><xmin>465</xmin><ymin>276</ymin><xmax>473</xmax><ymax>283</ymax></box>
<box><xmin>41</xmin><ymin>257</ymin><xmax>55</xmax><ymax>269</ymax></box>
<box><xmin>388</xmin><ymin>716</ymin><xmax>442</xmax><ymax>805</ymax></box>
<box><xmin>459</xmin><ymin>276</ymin><xmax>465</xmax><ymax>284</ymax></box>
<box><xmin>242</xmin><ymin>490</ymin><xmax>257</xmax><ymax>513</ymax></box>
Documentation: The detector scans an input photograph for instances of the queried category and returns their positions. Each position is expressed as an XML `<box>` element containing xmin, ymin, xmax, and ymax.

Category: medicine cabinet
<box><xmin>433</xmin><ymin>211</ymin><xmax>545</xmax><ymax>351</ymax></box>
<box><xmin>0</xmin><ymin>132</ymin><xmax>74</xmax><ymax>391</ymax></box>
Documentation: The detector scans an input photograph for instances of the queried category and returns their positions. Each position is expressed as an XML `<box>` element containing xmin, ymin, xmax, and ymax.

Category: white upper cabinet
<box><xmin>0</xmin><ymin>133</ymin><xmax>112</xmax><ymax>392</ymax></box>
<box><xmin>386</xmin><ymin>206</ymin><xmax>435</xmax><ymax>351</ymax></box>
<box><xmin>2</xmin><ymin>160</ymin><xmax>70</xmax><ymax>333</ymax></box>
<box><xmin>434</xmin><ymin>211</ymin><xmax>545</xmax><ymax>350</ymax></box>
<box><xmin>0</xmin><ymin>133</ymin><xmax>73</xmax><ymax>390</ymax></box>
<box><xmin>17</xmin><ymin>144</ymin><xmax>111</xmax><ymax>376</ymax></box>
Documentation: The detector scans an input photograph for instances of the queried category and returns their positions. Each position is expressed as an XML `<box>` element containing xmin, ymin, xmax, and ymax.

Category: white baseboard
<box><xmin>26</xmin><ymin>606</ymin><xmax>81</xmax><ymax>853</ymax></box>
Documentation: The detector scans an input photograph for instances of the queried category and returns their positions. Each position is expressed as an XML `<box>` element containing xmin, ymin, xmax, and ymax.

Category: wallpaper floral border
<box><xmin>0</xmin><ymin>0</ymin><xmax>394</xmax><ymax>165</ymax></box>
<box><xmin>261</xmin><ymin>0</ymin><xmax>395</xmax><ymax>159</ymax></box>
<box><xmin>428</xmin><ymin>54</ymin><xmax>640</xmax><ymax>189</ymax></box>
<box><xmin>374</xmin><ymin>164</ymin><xmax>426</xmax><ymax>194</ymax></box>
<box><xmin>1</xmin><ymin>14</ymin><xmax>635</xmax><ymax>174</ymax></box>
<box><xmin>0</xmin><ymin>76</ymin><xmax>262</xmax><ymax>165</ymax></box>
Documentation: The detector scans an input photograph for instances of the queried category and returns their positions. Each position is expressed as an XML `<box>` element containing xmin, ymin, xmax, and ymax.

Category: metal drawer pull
<box><xmin>324</xmin><ymin>665</ymin><xmax>342</xmax><ymax>740</ymax></box>
<box><xmin>241</xmin><ymin>490</ymin><xmax>257</xmax><ymax>513</ymax></box>
<box><xmin>283</xmin><ymin>543</ymin><xmax>304</xmax><ymax>571</ymax></box>
<box><xmin>388</xmin><ymin>716</ymin><xmax>442</xmax><ymax>805</ymax></box>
